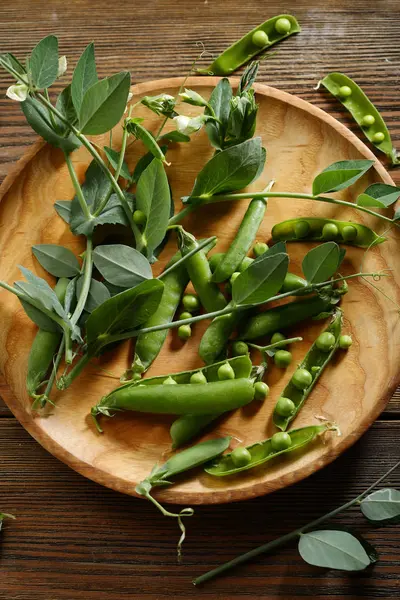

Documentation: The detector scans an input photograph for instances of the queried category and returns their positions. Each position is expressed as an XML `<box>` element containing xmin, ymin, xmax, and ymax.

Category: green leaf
<box><xmin>32</xmin><ymin>244</ymin><xmax>80</xmax><ymax>278</ymax></box>
<box><xmin>76</xmin><ymin>277</ymin><xmax>110</xmax><ymax>313</ymax></box>
<box><xmin>70</xmin><ymin>193</ymin><xmax>132</xmax><ymax>236</ymax></box>
<box><xmin>158</xmin><ymin>131</ymin><xmax>190</xmax><ymax>143</ymax></box>
<box><xmin>21</xmin><ymin>96</ymin><xmax>80</xmax><ymax>153</ymax></box>
<box><xmin>187</xmin><ymin>137</ymin><xmax>265</xmax><ymax>201</ymax></box>
<box><xmin>71</xmin><ymin>42</ymin><xmax>98</xmax><ymax>113</ymax></box>
<box><xmin>131</xmin><ymin>146</ymin><xmax>168</xmax><ymax>183</ymax></box>
<box><xmin>237</xmin><ymin>61</ymin><xmax>259</xmax><ymax>95</ymax></box>
<box><xmin>360</xmin><ymin>488</ymin><xmax>400</xmax><ymax>524</ymax></box>
<box><xmin>302</xmin><ymin>242</ymin><xmax>341</xmax><ymax>284</ymax></box>
<box><xmin>126</xmin><ymin>120</ymin><xmax>167</xmax><ymax>163</ymax></box>
<box><xmin>205</xmin><ymin>78</ymin><xmax>232</xmax><ymax>150</ymax></box>
<box><xmin>136</xmin><ymin>159</ymin><xmax>171</xmax><ymax>259</ymax></box>
<box><xmin>55</xmin><ymin>85</ymin><xmax>77</xmax><ymax>132</ymax></box>
<box><xmin>232</xmin><ymin>246</ymin><xmax>289</xmax><ymax>305</ymax></box>
<box><xmin>0</xmin><ymin>52</ymin><xmax>26</xmax><ymax>76</ymax></box>
<box><xmin>54</xmin><ymin>200</ymin><xmax>72</xmax><ymax>223</ymax></box>
<box><xmin>92</xmin><ymin>244</ymin><xmax>152</xmax><ymax>288</ymax></box>
<box><xmin>29</xmin><ymin>35</ymin><xmax>59</xmax><ymax>89</ymax></box>
<box><xmin>86</xmin><ymin>279</ymin><xmax>164</xmax><ymax>354</ymax></box>
<box><xmin>357</xmin><ymin>183</ymin><xmax>400</xmax><ymax>208</ymax></box>
<box><xmin>312</xmin><ymin>160</ymin><xmax>374</xmax><ymax>195</ymax></box>
<box><xmin>226</xmin><ymin>90</ymin><xmax>258</xmax><ymax>146</ymax></box>
<box><xmin>103</xmin><ymin>146</ymin><xmax>132</xmax><ymax>181</ymax></box>
<box><xmin>17</xmin><ymin>267</ymin><xmax>65</xmax><ymax>316</ymax></box>
<box><xmin>19</xmin><ymin>299</ymin><xmax>60</xmax><ymax>332</ymax></box>
<box><xmin>298</xmin><ymin>530</ymin><xmax>374</xmax><ymax>571</ymax></box>
<box><xmin>79</xmin><ymin>71</ymin><xmax>131</xmax><ymax>135</ymax></box>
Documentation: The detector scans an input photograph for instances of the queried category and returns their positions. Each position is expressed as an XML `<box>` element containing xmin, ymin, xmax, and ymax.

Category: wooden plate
<box><xmin>0</xmin><ymin>77</ymin><xmax>399</xmax><ymax>505</ymax></box>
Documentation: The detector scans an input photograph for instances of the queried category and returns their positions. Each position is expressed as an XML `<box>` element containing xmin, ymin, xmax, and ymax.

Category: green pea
<box><xmin>361</xmin><ymin>114</ymin><xmax>376</xmax><ymax>126</ymax></box>
<box><xmin>231</xmin><ymin>446</ymin><xmax>252</xmax><ymax>467</ymax></box>
<box><xmin>339</xmin><ymin>334</ymin><xmax>353</xmax><ymax>349</ymax></box>
<box><xmin>178</xmin><ymin>324</ymin><xmax>192</xmax><ymax>340</ymax></box>
<box><xmin>274</xmin><ymin>349</ymin><xmax>292</xmax><ymax>368</ymax></box>
<box><xmin>311</xmin><ymin>366</ymin><xmax>321</xmax><ymax>375</ymax></box>
<box><xmin>239</xmin><ymin>256</ymin><xmax>254</xmax><ymax>272</ymax></box>
<box><xmin>275</xmin><ymin>397</ymin><xmax>295</xmax><ymax>417</ymax></box>
<box><xmin>232</xmin><ymin>341</ymin><xmax>249</xmax><ymax>356</ymax></box>
<box><xmin>182</xmin><ymin>293</ymin><xmax>200</xmax><ymax>312</ymax></box>
<box><xmin>291</xmin><ymin>368</ymin><xmax>312</xmax><ymax>391</ymax></box>
<box><xmin>132</xmin><ymin>372</ymin><xmax>142</xmax><ymax>382</ymax></box>
<box><xmin>271</xmin><ymin>332</ymin><xmax>286</xmax><ymax>344</ymax></box>
<box><xmin>271</xmin><ymin>432</ymin><xmax>292</xmax><ymax>451</ymax></box>
<box><xmin>253</xmin><ymin>242</ymin><xmax>269</xmax><ymax>257</ymax></box>
<box><xmin>275</xmin><ymin>17</ymin><xmax>292</xmax><ymax>34</ymax></box>
<box><xmin>372</xmin><ymin>131</ymin><xmax>385</xmax><ymax>143</ymax></box>
<box><xmin>230</xmin><ymin>271</ymin><xmax>241</xmax><ymax>285</ymax></box>
<box><xmin>133</xmin><ymin>210</ymin><xmax>147</xmax><ymax>226</ymax></box>
<box><xmin>341</xmin><ymin>225</ymin><xmax>358</xmax><ymax>242</ymax></box>
<box><xmin>293</xmin><ymin>220</ymin><xmax>310</xmax><ymax>239</ymax></box>
<box><xmin>338</xmin><ymin>85</ymin><xmax>352</xmax><ymax>98</ymax></box>
<box><xmin>163</xmin><ymin>376</ymin><xmax>177</xmax><ymax>385</ymax></box>
<box><xmin>316</xmin><ymin>331</ymin><xmax>335</xmax><ymax>352</ymax></box>
<box><xmin>218</xmin><ymin>363</ymin><xmax>235</xmax><ymax>380</ymax></box>
<box><xmin>322</xmin><ymin>222</ymin><xmax>339</xmax><ymax>241</ymax></box>
<box><xmin>179</xmin><ymin>311</ymin><xmax>192</xmax><ymax>320</ymax></box>
<box><xmin>190</xmin><ymin>371</ymin><xmax>208</xmax><ymax>384</ymax></box>
<box><xmin>252</xmin><ymin>30</ymin><xmax>269</xmax><ymax>47</ymax></box>
<box><xmin>254</xmin><ymin>381</ymin><xmax>269</xmax><ymax>402</ymax></box>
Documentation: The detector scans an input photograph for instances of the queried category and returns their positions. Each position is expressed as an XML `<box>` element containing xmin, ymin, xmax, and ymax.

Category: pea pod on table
<box><xmin>204</xmin><ymin>422</ymin><xmax>336</xmax><ymax>476</ymax></box>
<box><xmin>319</xmin><ymin>72</ymin><xmax>399</xmax><ymax>165</ymax></box>
<box><xmin>271</xmin><ymin>217</ymin><xmax>385</xmax><ymax>248</ymax></box>
<box><xmin>197</xmin><ymin>15</ymin><xmax>301</xmax><ymax>76</ymax></box>
<box><xmin>273</xmin><ymin>309</ymin><xmax>342</xmax><ymax>431</ymax></box>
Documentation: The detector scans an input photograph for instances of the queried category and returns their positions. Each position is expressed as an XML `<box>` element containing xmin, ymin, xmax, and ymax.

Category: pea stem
<box><xmin>168</xmin><ymin>205</ymin><xmax>196</xmax><ymax>225</ymax></box>
<box><xmin>247</xmin><ymin>337</ymin><xmax>303</xmax><ymax>352</ymax></box>
<box><xmin>71</xmin><ymin>237</ymin><xmax>93</xmax><ymax>326</ymax></box>
<box><xmin>39</xmin><ymin>336</ymin><xmax>66</xmax><ymax>407</ymax></box>
<box><xmin>57</xmin><ymin>353</ymin><xmax>91</xmax><ymax>390</ymax></box>
<box><xmin>157</xmin><ymin>236</ymin><xmax>216</xmax><ymax>280</ymax></box>
<box><xmin>193</xmin><ymin>458</ymin><xmax>400</xmax><ymax>586</ymax></box>
<box><xmin>63</xmin><ymin>152</ymin><xmax>92</xmax><ymax>220</ymax></box>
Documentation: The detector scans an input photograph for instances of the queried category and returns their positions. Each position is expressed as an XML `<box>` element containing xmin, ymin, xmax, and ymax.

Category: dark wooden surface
<box><xmin>0</xmin><ymin>1</ymin><xmax>400</xmax><ymax>598</ymax></box>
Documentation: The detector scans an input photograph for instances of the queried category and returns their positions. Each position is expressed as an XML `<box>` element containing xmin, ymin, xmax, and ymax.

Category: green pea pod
<box><xmin>178</xmin><ymin>230</ymin><xmax>227</xmax><ymax>313</ymax></box>
<box><xmin>320</xmin><ymin>73</ymin><xmax>399</xmax><ymax>165</ymax></box>
<box><xmin>205</xmin><ymin>423</ymin><xmax>334</xmax><ymax>476</ymax></box>
<box><xmin>197</xmin><ymin>15</ymin><xmax>301</xmax><ymax>76</ymax></box>
<box><xmin>212</xmin><ymin>196</ymin><xmax>267</xmax><ymax>283</ymax></box>
<box><xmin>208</xmin><ymin>252</ymin><xmax>226</xmax><ymax>273</ymax></box>
<box><xmin>273</xmin><ymin>309</ymin><xmax>342</xmax><ymax>431</ymax></box>
<box><xmin>26</xmin><ymin>277</ymin><xmax>70</xmax><ymax>398</ymax></box>
<box><xmin>125</xmin><ymin>252</ymin><xmax>189</xmax><ymax>379</ymax></box>
<box><xmin>239</xmin><ymin>294</ymin><xmax>336</xmax><ymax>340</ymax></box>
<box><xmin>170</xmin><ymin>414</ymin><xmax>218</xmax><ymax>449</ymax></box>
<box><xmin>272</xmin><ymin>217</ymin><xmax>385</xmax><ymax>248</ymax></box>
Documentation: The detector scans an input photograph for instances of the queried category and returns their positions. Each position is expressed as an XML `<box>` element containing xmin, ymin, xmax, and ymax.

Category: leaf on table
<box><xmin>71</xmin><ymin>42</ymin><xmax>98</xmax><ymax>114</ymax></box>
<box><xmin>29</xmin><ymin>35</ymin><xmax>59</xmax><ymax>89</ymax></box>
<box><xmin>17</xmin><ymin>266</ymin><xmax>65</xmax><ymax>316</ymax></box>
<box><xmin>103</xmin><ymin>146</ymin><xmax>132</xmax><ymax>181</ymax></box>
<box><xmin>32</xmin><ymin>244</ymin><xmax>81</xmax><ymax>278</ymax></box>
<box><xmin>92</xmin><ymin>244</ymin><xmax>152</xmax><ymax>288</ymax></box>
<box><xmin>357</xmin><ymin>183</ymin><xmax>400</xmax><ymax>208</ymax></box>
<box><xmin>19</xmin><ymin>299</ymin><xmax>60</xmax><ymax>332</ymax></box>
<box><xmin>131</xmin><ymin>146</ymin><xmax>168</xmax><ymax>183</ymax></box>
<box><xmin>312</xmin><ymin>160</ymin><xmax>374</xmax><ymax>195</ymax></box>
<box><xmin>298</xmin><ymin>529</ymin><xmax>375</xmax><ymax>571</ymax></box>
<box><xmin>54</xmin><ymin>200</ymin><xmax>72</xmax><ymax>223</ymax></box>
<box><xmin>76</xmin><ymin>276</ymin><xmax>110</xmax><ymax>313</ymax></box>
<box><xmin>302</xmin><ymin>242</ymin><xmax>341</xmax><ymax>284</ymax></box>
<box><xmin>55</xmin><ymin>85</ymin><xmax>78</xmax><ymax>133</ymax></box>
<box><xmin>360</xmin><ymin>488</ymin><xmax>400</xmax><ymax>524</ymax></box>
<box><xmin>158</xmin><ymin>131</ymin><xmax>190</xmax><ymax>144</ymax></box>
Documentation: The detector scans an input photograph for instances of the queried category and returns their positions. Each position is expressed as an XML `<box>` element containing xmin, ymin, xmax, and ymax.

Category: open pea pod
<box><xmin>205</xmin><ymin>423</ymin><xmax>333</xmax><ymax>476</ymax></box>
<box><xmin>197</xmin><ymin>15</ymin><xmax>300</xmax><ymax>76</ymax></box>
<box><xmin>273</xmin><ymin>309</ymin><xmax>342</xmax><ymax>431</ymax></box>
<box><xmin>271</xmin><ymin>217</ymin><xmax>385</xmax><ymax>248</ymax></box>
<box><xmin>320</xmin><ymin>73</ymin><xmax>399</xmax><ymax>166</ymax></box>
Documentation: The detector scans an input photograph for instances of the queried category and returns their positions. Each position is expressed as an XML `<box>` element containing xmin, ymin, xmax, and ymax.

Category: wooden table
<box><xmin>1</xmin><ymin>1</ymin><xmax>400</xmax><ymax>598</ymax></box>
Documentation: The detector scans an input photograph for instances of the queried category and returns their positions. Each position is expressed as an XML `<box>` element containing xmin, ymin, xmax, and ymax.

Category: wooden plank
<box><xmin>0</xmin><ymin>418</ymin><xmax>399</xmax><ymax>599</ymax></box>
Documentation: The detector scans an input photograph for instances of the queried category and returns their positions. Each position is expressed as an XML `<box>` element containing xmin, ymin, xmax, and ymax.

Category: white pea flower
<box><xmin>57</xmin><ymin>55</ymin><xmax>67</xmax><ymax>78</ymax></box>
<box><xmin>6</xmin><ymin>83</ymin><xmax>29</xmax><ymax>102</ymax></box>
<box><xmin>124</xmin><ymin>92</ymin><xmax>134</xmax><ymax>113</ymax></box>
<box><xmin>173</xmin><ymin>114</ymin><xmax>206</xmax><ymax>136</ymax></box>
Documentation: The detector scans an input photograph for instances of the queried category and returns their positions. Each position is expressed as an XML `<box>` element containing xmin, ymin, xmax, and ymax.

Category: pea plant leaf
<box><xmin>135</xmin><ymin>159</ymin><xmax>171</xmax><ymax>260</ymax></box>
<box><xmin>19</xmin><ymin>300</ymin><xmax>60</xmax><ymax>332</ymax></box>
<box><xmin>92</xmin><ymin>244</ymin><xmax>152</xmax><ymax>288</ymax></box>
<box><xmin>125</xmin><ymin>119</ymin><xmax>168</xmax><ymax>163</ymax></box>
<box><xmin>76</xmin><ymin>276</ymin><xmax>110</xmax><ymax>313</ymax></box>
<box><xmin>360</xmin><ymin>488</ymin><xmax>400</xmax><ymax>524</ymax></box>
<box><xmin>302</xmin><ymin>242</ymin><xmax>341</xmax><ymax>284</ymax></box>
<box><xmin>0</xmin><ymin>52</ymin><xmax>27</xmax><ymax>76</ymax></box>
<box><xmin>86</xmin><ymin>279</ymin><xmax>164</xmax><ymax>355</ymax></box>
<box><xmin>298</xmin><ymin>530</ymin><xmax>376</xmax><ymax>571</ymax></box>
<box><xmin>71</xmin><ymin>42</ymin><xmax>98</xmax><ymax>113</ymax></box>
<box><xmin>131</xmin><ymin>146</ymin><xmax>168</xmax><ymax>183</ymax></box>
<box><xmin>205</xmin><ymin>77</ymin><xmax>233</xmax><ymax>150</ymax></box>
<box><xmin>357</xmin><ymin>183</ymin><xmax>400</xmax><ymax>208</ymax></box>
<box><xmin>232</xmin><ymin>245</ymin><xmax>289</xmax><ymax>306</ymax></box>
<box><xmin>103</xmin><ymin>146</ymin><xmax>132</xmax><ymax>181</ymax></box>
<box><xmin>17</xmin><ymin>266</ymin><xmax>66</xmax><ymax>317</ymax></box>
<box><xmin>32</xmin><ymin>244</ymin><xmax>81</xmax><ymax>278</ymax></box>
<box><xmin>55</xmin><ymin>85</ymin><xmax>78</xmax><ymax>131</ymax></box>
<box><xmin>158</xmin><ymin>131</ymin><xmax>190</xmax><ymax>143</ymax></box>
<box><xmin>185</xmin><ymin>137</ymin><xmax>265</xmax><ymax>202</ymax></box>
<box><xmin>79</xmin><ymin>71</ymin><xmax>131</xmax><ymax>135</ymax></box>
<box><xmin>29</xmin><ymin>35</ymin><xmax>59</xmax><ymax>89</ymax></box>
<box><xmin>312</xmin><ymin>160</ymin><xmax>374</xmax><ymax>195</ymax></box>
<box><xmin>55</xmin><ymin>200</ymin><xmax>72</xmax><ymax>223</ymax></box>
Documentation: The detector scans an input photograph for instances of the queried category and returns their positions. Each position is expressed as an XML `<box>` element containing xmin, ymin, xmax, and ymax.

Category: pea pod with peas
<box><xmin>273</xmin><ymin>309</ymin><xmax>343</xmax><ymax>431</ymax></box>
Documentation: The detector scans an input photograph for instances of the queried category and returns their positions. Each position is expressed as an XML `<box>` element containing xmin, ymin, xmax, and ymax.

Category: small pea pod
<box><xmin>319</xmin><ymin>72</ymin><xmax>399</xmax><ymax>165</ymax></box>
<box><xmin>178</xmin><ymin>229</ymin><xmax>227</xmax><ymax>313</ymax></box>
<box><xmin>204</xmin><ymin>423</ymin><xmax>336</xmax><ymax>476</ymax></box>
<box><xmin>271</xmin><ymin>217</ymin><xmax>385</xmax><ymax>248</ymax></box>
<box><xmin>212</xmin><ymin>194</ymin><xmax>268</xmax><ymax>283</ymax></box>
<box><xmin>26</xmin><ymin>277</ymin><xmax>69</xmax><ymax>398</ymax></box>
<box><xmin>273</xmin><ymin>309</ymin><xmax>342</xmax><ymax>431</ymax></box>
<box><xmin>124</xmin><ymin>252</ymin><xmax>189</xmax><ymax>380</ymax></box>
<box><xmin>197</xmin><ymin>15</ymin><xmax>301</xmax><ymax>76</ymax></box>
<box><xmin>170</xmin><ymin>414</ymin><xmax>218</xmax><ymax>449</ymax></box>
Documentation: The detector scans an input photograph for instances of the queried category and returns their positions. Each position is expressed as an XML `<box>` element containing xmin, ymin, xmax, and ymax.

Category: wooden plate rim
<box><xmin>0</xmin><ymin>77</ymin><xmax>397</xmax><ymax>505</ymax></box>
